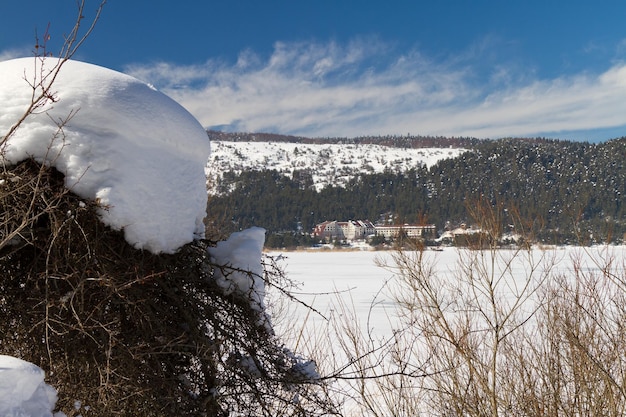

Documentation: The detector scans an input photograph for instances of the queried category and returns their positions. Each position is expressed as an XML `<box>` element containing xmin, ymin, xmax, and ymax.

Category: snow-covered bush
<box><xmin>0</xmin><ymin>58</ymin><xmax>209</xmax><ymax>254</ymax></box>
<box><xmin>0</xmin><ymin>56</ymin><xmax>335</xmax><ymax>416</ymax></box>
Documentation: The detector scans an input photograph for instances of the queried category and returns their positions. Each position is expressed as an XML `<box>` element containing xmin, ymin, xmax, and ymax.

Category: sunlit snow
<box><xmin>0</xmin><ymin>355</ymin><xmax>63</xmax><ymax>417</ymax></box>
<box><xmin>0</xmin><ymin>57</ymin><xmax>210</xmax><ymax>254</ymax></box>
<box><xmin>207</xmin><ymin>227</ymin><xmax>271</xmax><ymax>328</ymax></box>
<box><xmin>207</xmin><ymin>140</ymin><xmax>467</xmax><ymax>191</ymax></box>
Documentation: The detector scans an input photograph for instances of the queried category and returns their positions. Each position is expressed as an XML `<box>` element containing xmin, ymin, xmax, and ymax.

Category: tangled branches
<box><xmin>0</xmin><ymin>160</ymin><xmax>337</xmax><ymax>416</ymax></box>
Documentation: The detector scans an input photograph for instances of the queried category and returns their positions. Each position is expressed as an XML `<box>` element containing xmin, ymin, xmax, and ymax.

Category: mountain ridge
<box><xmin>208</xmin><ymin>130</ymin><xmax>485</xmax><ymax>148</ymax></box>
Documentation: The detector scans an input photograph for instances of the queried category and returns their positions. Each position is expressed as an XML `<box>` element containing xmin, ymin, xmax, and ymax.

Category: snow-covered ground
<box><xmin>269</xmin><ymin>246</ymin><xmax>624</xmax><ymax>341</ymax></box>
<box><xmin>207</xmin><ymin>140</ymin><xmax>467</xmax><ymax>191</ymax></box>
<box><xmin>3</xmin><ymin>246</ymin><xmax>625</xmax><ymax>415</ymax></box>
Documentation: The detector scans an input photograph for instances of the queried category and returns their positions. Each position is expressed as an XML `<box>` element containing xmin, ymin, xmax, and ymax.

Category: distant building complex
<box><xmin>313</xmin><ymin>220</ymin><xmax>436</xmax><ymax>242</ymax></box>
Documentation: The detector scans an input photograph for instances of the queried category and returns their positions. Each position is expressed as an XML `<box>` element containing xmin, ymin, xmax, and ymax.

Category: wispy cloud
<box><xmin>0</xmin><ymin>48</ymin><xmax>30</xmax><ymax>62</ymax></box>
<box><xmin>125</xmin><ymin>39</ymin><xmax>626</xmax><ymax>140</ymax></box>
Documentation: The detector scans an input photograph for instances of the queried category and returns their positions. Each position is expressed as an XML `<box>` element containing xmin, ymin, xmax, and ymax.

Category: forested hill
<box><xmin>207</xmin><ymin>130</ymin><xmax>481</xmax><ymax>148</ymax></box>
<box><xmin>206</xmin><ymin>136</ymin><xmax>626</xmax><ymax>245</ymax></box>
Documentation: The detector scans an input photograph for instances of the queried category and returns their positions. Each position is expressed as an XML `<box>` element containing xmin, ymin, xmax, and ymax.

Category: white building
<box><xmin>346</xmin><ymin>220</ymin><xmax>376</xmax><ymax>240</ymax></box>
<box><xmin>374</xmin><ymin>224</ymin><xmax>436</xmax><ymax>239</ymax></box>
<box><xmin>314</xmin><ymin>220</ymin><xmax>434</xmax><ymax>241</ymax></box>
<box><xmin>313</xmin><ymin>220</ymin><xmax>376</xmax><ymax>241</ymax></box>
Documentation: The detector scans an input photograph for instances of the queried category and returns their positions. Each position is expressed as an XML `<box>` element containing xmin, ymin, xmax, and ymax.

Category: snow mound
<box><xmin>0</xmin><ymin>355</ymin><xmax>63</xmax><ymax>417</ymax></box>
<box><xmin>207</xmin><ymin>227</ymin><xmax>269</xmax><ymax>326</ymax></box>
<box><xmin>0</xmin><ymin>58</ymin><xmax>210</xmax><ymax>254</ymax></box>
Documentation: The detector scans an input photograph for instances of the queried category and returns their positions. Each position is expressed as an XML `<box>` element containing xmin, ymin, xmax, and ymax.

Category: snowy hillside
<box><xmin>206</xmin><ymin>140</ymin><xmax>467</xmax><ymax>191</ymax></box>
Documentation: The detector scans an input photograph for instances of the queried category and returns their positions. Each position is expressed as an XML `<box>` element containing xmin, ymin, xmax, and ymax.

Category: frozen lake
<box><xmin>268</xmin><ymin>249</ymin><xmax>400</xmax><ymax>338</ymax></box>
<box><xmin>267</xmin><ymin>245</ymin><xmax>626</xmax><ymax>353</ymax></box>
<box><xmin>266</xmin><ymin>246</ymin><xmax>626</xmax><ymax>416</ymax></box>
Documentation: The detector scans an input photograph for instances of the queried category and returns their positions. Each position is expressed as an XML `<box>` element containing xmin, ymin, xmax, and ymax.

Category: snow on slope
<box><xmin>0</xmin><ymin>58</ymin><xmax>210</xmax><ymax>254</ymax></box>
<box><xmin>206</xmin><ymin>140</ymin><xmax>466</xmax><ymax>191</ymax></box>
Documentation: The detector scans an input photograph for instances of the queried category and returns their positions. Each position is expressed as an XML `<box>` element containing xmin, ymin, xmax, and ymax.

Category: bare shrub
<box><xmin>0</xmin><ymin>160</ymin><xmax>337</xmax><ymax>416</ymax></box>
<box><xmin>508</xmin><ymin>248</ymin><xmax>626</xmax><ymax>417</ymax></box>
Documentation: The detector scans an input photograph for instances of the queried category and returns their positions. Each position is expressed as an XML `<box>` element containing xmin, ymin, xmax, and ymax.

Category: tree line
<box><xmin>207</xmin><ymin>137</ymin><xmax>626</xmax><ymax>246</ymax></box>
<box><xmin>208</xmin><ymin>129</ymin><xmax>482</xmax><ymax>148</ymax></box>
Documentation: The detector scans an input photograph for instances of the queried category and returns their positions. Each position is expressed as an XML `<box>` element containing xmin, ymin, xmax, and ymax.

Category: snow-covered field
<box><xmin>269</xmin><ymin>245</ymin><xmax>626</xmax><ymax>345</ymax></box>
<box><xmin>268</xmin><ymin>246</ymin><xmax>626</xmax><ymax>416</ymax></box>
<box><xmin>268</xmin><ymin>249</ymin><xmax>398</xmax><ymax>339</ymax></box>
<box><xmin>207</xmin><ymin>140</ymin><xmax>467</xmax><ymax>190</ymax></box>
<box><xmin>4</xmin><ymin>245</ymin><xmax>625</xmax><ymax>415</ymax></box>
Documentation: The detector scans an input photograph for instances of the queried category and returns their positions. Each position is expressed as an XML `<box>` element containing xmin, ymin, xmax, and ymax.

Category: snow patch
<box><xmin>207</xmin><ymin>227</ymin><xmax>270</xmax><ymax>327</ymax></box>
<box><xmin>0</xmin><ymin>58</ymin><xmax>210</xmax><ymax>254</ymax></box>
<box><xmin>0</xmin><ymin>355</ymin><xmax>65</xmax><ymax>417</ymax></box>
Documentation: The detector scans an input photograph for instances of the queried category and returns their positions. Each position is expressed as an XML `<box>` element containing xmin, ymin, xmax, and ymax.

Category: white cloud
<box><xmin>125</xmin><ymin>40</ymin><xmax>626</xmax><ymax>140</ymax></box>
<box><xmin>0</xmin><ymin>48</ymin><xmax>30</xmax><ymax>62</ymax></box>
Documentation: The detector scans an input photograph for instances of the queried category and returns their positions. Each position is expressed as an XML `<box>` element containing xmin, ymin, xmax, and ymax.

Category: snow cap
<box><xmin>0</xmin><ymin>58</ymin><xmax>211</xmax><ymax>253</ymax></box>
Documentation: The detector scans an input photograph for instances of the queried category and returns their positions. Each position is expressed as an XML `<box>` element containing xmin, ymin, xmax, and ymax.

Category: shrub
<box><xmin>0</xmin><ymin>160</ymin><xmax>336</xmax><ymax>416</ymax></box>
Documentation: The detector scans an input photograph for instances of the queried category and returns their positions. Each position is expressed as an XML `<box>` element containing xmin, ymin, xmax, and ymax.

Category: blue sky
<box><xmin>3</xmin><ymin>1</ymin><xmax>626</xmax><ymax>141</ymax></box>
